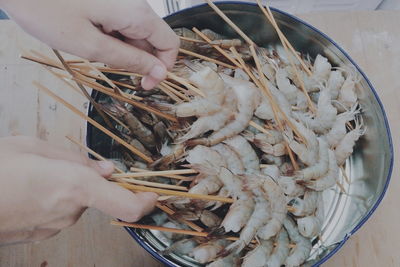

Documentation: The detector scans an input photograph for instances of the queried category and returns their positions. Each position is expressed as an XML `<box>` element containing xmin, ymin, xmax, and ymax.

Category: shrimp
<box><xmin>337</xmin><ymin>70</ymin><xmax>358</xmax><ymax>111</ymax></box>
<box><xmin>103</xmin><ymin>103</ymin><xmax>155</xmax><ymax>148</ymax></box>
<box><xmin>293</xmin><ymin>85</ymin><xmax>337</xmax><ymax>134</ymax></box>
<box><xmin>211</xmin><ymin>144</ymin><xmax>245</xmax><ymax>175</ymax></box>
<box><xmin>283</xmin><ymin>217</ymin><xmax>312</xmax><ymax>267</ymax></box>
<box><xmin>284</xmin><ymin>118</ymin><xmax>319</xmax><ymax>166</ymax></box>
<box><xmin>267</xmin><ymin>229</ymin><xmax>290</xmax><ymax>267</ymax></box>
<box><xmin>261</xmin><ymin>164</ymin><xmax>280</xmax><ymax>180</ymax></box>
<box><xmin>288</xmin><ymin>190</ymin><xmax>319</xmax><ymax>217</ymax></box>
<box><xmin>150</xmin><ymin>143</ymin><xmax>186</xmax><ymax>168</ymax></box>
<box><xmin>219</xmin><ymin>168</ymin><xmax>255</xmax><ymax>233</ymax></box>
<box><xmin>276</xmin><ymin>68</ymin><xmax>298</xmax><ymax>104</ymax></box>
<box><xmin>312</xmin><ymin>54</ymin><xmax>332</xmax><ymax>82</ymax></box>
<box><xmin>226</xmin><ymin>193</ymin><xmax>271</xmax><ymax>253</ymax></box>
<box><xmin>296</xmin><ymin>138</ymin><xmax>329</xmax><ymax>180</ymax></box>
<box><xmin>280</xmin><ymin>162</ymin><xmax>295</xmax><ymax>176</ymax></box>
<box><xmin>243</xmin><ymin>131</ymin><xmax>286</xmax><ymax>157</ymax></box>
<box><xmin>185</xmin><ymin>145</ymin><xmax>227</xmax><ymax>172</ymax></box>
<box><xmin>278</xmin><ymin>176</ymin><xmax>305</xmax><ymax>197</ymax></box>
<box><xmin>327</xmin><ymin>70</ymin><xmax>345</xmax><ymax>99</ymax></box>
<box><xmin>256</xmin><ymin>176</ymin><xmax>287</xmax><ymax>240</ymax></box>
<box><xmin>300</xmin><ymin>149</ymin><xmax>339</xmax><ymax>191</ymax></box>
<box><xmin>224</xmin><ymin>135</ymin><xmax>260</xmax><ymax>174</ymax></box>
<box><xmin>189</xmin><ymin>175</ymin><xmax>223</xmax><ymax>196</ymax></box>
<box><xmin>262</xmin><ymin>154</ymin><xmax>284</xmax><ymax>167</ymax></box>
<box><xmin>206</xmin><ymin>254</ymin><xmax>239</xmax><ymax>267</ymax></box>
<box><xmin>206</xmin><ymin>186</ymin><xmax>230</xmax><ymax>211</ymax></box>
<box><xmin>161</xmin><ymin>238</ymin><xmax>199</xmax><ymax>255</ymax></box>
<box><xmin>297</xmin><ymin>216</ymin><xmax>321</xmax><ymax>238</ymax></box>
<box><xmin>334</xmin><ymin>117</ymin><xmax>365</xmax><ymax>166</ymax></box>
<box><xmin>326</xmin><ymin>104</ymin><xmax>360</xmax><ymax>148</ymax></box>
<box><xmin>187</xmin><ymin>75</ymin><xmax>261</xmax><ymax>146</ymax></box>
<box><xmin>241</xmin><ymin>240</ymin><xmax>273</xmax><ymax>267</ymax></box>
<box><xmin>191</xmin><ymin>239</ymin><xmax>228</xmax><ymax>264</ymax></box>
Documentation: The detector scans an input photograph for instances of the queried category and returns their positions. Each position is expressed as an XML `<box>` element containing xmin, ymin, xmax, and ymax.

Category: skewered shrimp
<box><xmin>326</xmin><ymin>104</ymin><xmax>360</xmax><ymax>148</ymax></box>
<box><xmin>262</xmin><ymin>154</ymin><xmax>284</xmax><ymax>167</ymax></box>
<box><xmin>224</xmin><ymin>135</ymin><xmax>260</xmax><ymax>174</ymax></box>
<box><xmin>337</xmin><ymin>69</ymin><xmax>359</xmax><ymax>111</ymax></box>
<box><xmin>219</xmin><ymin>168</ymin><xmax>255</xmax><ymax>233</ymax></box>
<box><xmin>211</xmin><ymin>143</ymin><xmax>245</xmax><ymax>175</ymax></box>
<box><xmin>161</xmin><ymin>238</ymin><xmax>199</xmax><ymax>255</ymax></box>
<box><xmin>226</xmin><ymin>193</ymin><xmax>271</xmax><ymax>253</ymax></box>
<box><xmin>284</xmin><ymin>119</ymin><xmax>319</xmax><ymax>166</ymax></box>
<box><xmin>241</xmin><ymin>240</ymin><xmax>273</xmax><ymax>267</ymax></box>
<box><xmin>300</xmin><ymin>149</ymin><xmax>339</xmax><ymax>191</ymax></box>
<box><xmin>207</xmin><ymin>186</ymin><xmax>230</xmax><ymax>211</ymax></box>
<box><xmin>327</xmin><ymin>70</ymin><xmax>345</xmax><ymax>99</ymax></box>
<box><xmin>283</xmin><ymin>217</ymin><xmax>312</xmax><ymax>267</ymax></box>
<box><xmin>296</xmin><ymin>138</ymin><xmax>329</xmax><ymax>180</ymax></box>
<box><xmin>243</xmin><ymin>131</ymin><xmax>287</xmax><ymax>157</ymax></box>
<box><xmin>298</xmin><ymin>191</ymin><xmax>324</xmax><ymax>238</ymax></box>
<box><xmin>261</xmin><ymin>164</ymin><xmax>280</xmax><ymax>180</ymax></box>
<box><xmin>187</xmin><ymin>75</ymin><xmax>261</xmax><ymax>146</ymax></box>
<box><xmin>334</xmin><ymin>117</ymin><xmax>365</xmax><ymax>166</ymax></box>
<box><xmin>256</xmin><ymin>176</ymin><xmax>287</xmax><ymax>240</ymax></box>
<box><xmin>178</xmin><ymin>210</ymin><xmax>222</xmax><ymax>228</ymax></box>
<box><xmin>276</xmin><ymin>67</ymin><xmax>298</xmax><ymax>104</ymax></box>
<box><xmin>289</xmin><ymin>190</ymin><xmax>319</xmax><ymax>217</ymax></box>
<box><xmin>278</xmin><ymin>176</ymin><xmax>305</xmax><ymax>197</ymax></box>
<box><xmin>191</xmin><ymin>239</ymin><xmax>228</xmax><ymax>264</ymax></box>
<box><xmin>267</xmin><ymin>229</ymin><xmax>290</xmax><ymax>267</ymax></box>
<box><xmin>189</xmin><ymin>175</ymin><xmax>223</xmax><ymax>196</ymax></box>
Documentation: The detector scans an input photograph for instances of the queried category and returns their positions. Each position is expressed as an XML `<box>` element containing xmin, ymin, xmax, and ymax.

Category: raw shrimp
<box><xmin>280</xmin><ymin>162</ymin><xmax>295</xmax><ymax>176</ymax></box>
<box><xmin>293</xmin><ymin>84</ymin><xmax>337</xmax><ymax>134</ymax></box>
<box><xmin>241</xmin><ymin>240</ymin><xmax>273</xmax><ymax>267</ymax></box>
<box><xmin>261</xmin><ymin>164</ymin><xmax>280</xmax><ymax>180</ymax></box>
<box><xmin>276</xmin><ymin>67</ymin><xmax>298</xmax><ymax>105</ymax></box>
<box><xmin>256</xmin><ymin>176</ymin><xmax>287</xmax><ymax>240</ymax></box>
<box><xmin>334</xmin><ymin>117</ymin><xmax>365</xmax><ymax>165</ymax></box>
<box><xmin>267</xmin><ymin>229</ymin><xmax>290</xmax><ymax>267</ymax></box>
<box><xmin>244</xmin><ymin>132</ymin><xmax>287</xmax><ymax>157</ymax></box>
<box><xmin>207</xmin><ymin>186</ymin><xmax>230</xmax><ymax>211</ymax></box>
<box><xmin>185</xmin><ymin>145</ymin><xmax>227</xmax><ymax>172</ymax></box>
<box><xmin>161</xmin><ymin>238</ymin><xmax>199</xmax><ymax>255</ymax></box>
<box><xmin>326</xmin><ymin>104</ymin><xmax>360</xmax><ymax>148</ymax></box>
<box><xmin>178</xmin><ymin>210</ymin><xmax>222</xmax><ymax>228</ymax></box>
<box><xmin>224</xmin><ymin>135</ymin><xmax>260</xmax><ymax>174</ymax></box>
<box><xmin>151</xmin><ymin>143</ymin><xmax>186</xmax><ymax>168</ymax></box>
<box><xmin>191</xmin><ymin>239</ymin><xmax>228</xmax><ymax>264</ymax></box>
<box><xmin>189</xmin><ymin>175</ymin><xmax>223</xmax><ymax>196</ymax></box>
<box><xmin>284</xmin><ymin>118</ymin><xmax>319</xmax><ymax>166</ymax></box>
<box><xmin>277</xmin><ymin>176</ymin><xmax>305</xmax><ymax>197</ymax></box>
<box><xmin>211</xmin><ymin>143</ymin><xmax>245</xmax><ymax>175</ymax></box>
<box><xmin>104</xmin><ymin>103</ymin><xmax>155</xmax><ymax>148</ymax></box>
<box><xmin>262</xmin><ymin>154</ymin><xmax>284</xmax><ymax>167</ymax></box>
<box><xmin>187</xmin><ymin>75</ymin><xmax>261</xmax><ymax>146</ymax></box>
<box><xmin>297</xmin><ymin>216</ymin><xmax>321</xmax><ymax>238</ymax></box>
<box><xmin>327</xmin><ymin>70</ymin><xmax>345</xmax><ymax>99</ymax></box>
<box><xmin>226</xmin><ymin>194</ymin><xmax>271</xmax><ymax>253</ymax></box>
<box><xmin>219</xmin><ymin>168</ymin><xmax>255</xmax><ymax>233</ymax></box>
<box><xmin>283</xmin><ymin>217</ymin><xmax>312</xmax><ymax>267</ymax></box>
<box><xmin>312</xmin><ymin>54</ymin><xmax>332</xmax><ymax>82</ymax></box>
<box><xmin>301</xmin><ymin>149</ymin><xmax>339</xmax><ymax>191</ymax></box>
<box><xmin>289</xmin><ymin>190</ymin><xmax>319</xmax><ymax>217</ymax></box>
<box><xmin>206</xmin><ymin>254</ymin><xmax>239</xmax><ymax>267</ymax></box>
<box><xmin>337</xmin><ymin>70</ymin><xmax>358</xmax><ymax>110</ymax></box>
<box><xmin>296</xmin><ymin>138</ymin><xmax>329</xmax><ymax>180</ymax></box>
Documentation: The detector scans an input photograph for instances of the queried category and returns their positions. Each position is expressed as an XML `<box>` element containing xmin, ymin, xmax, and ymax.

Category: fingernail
<box><xmin>149</xmin><ymin>64</ymin><xmax>166</xmax><ymax>80</ymax></box>
<box><xmin>97</xmin><ymin>160</ymin><xmax>114</xmax><ymax>171</ymax></box>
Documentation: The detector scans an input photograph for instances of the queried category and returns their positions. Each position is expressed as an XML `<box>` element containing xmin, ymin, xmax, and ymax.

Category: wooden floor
<box><xmin>0</xmin><ymin>10</ymin><xmax>399</xmax><ymax>267</ymax></box>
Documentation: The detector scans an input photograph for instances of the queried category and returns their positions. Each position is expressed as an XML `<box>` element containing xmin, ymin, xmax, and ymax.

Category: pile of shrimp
<box><xmin>99</xmin><ymin>28</ymin><xmax>365</xmax><ymax>267</ymax></box>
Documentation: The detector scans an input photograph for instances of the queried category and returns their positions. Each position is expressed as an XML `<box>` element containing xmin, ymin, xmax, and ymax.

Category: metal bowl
<box><xmin>87</xmin><ymin>2</ymin><xmax>393</xmax><ymax>266</ymax></box>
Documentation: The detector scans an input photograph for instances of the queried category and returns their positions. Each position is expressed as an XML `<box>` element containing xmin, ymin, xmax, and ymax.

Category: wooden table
<box><xmin>0</xmin><ymin>10</ymin><xmax>399</xmax><ymax>267</ymax></box>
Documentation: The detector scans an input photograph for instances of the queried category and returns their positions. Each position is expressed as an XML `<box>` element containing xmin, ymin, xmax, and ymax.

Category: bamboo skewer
<box><xmin>179</xmin><ymin>48</ymin><xmax>236</xmax><ymax>69</ymax></box>
<box><xmin>114</xmin><ymin>178</ymin><xmax>188</xmax><ymax>191</ymax></box>
<box><xmin>35</xmin><ymin>81</ymin><xmax>154</xmax><ymax>163</ymax></box>
<box><xmin>248</xmin><ymin>121</ymin><xmax>272</xmax><ymax>136</ymax></box>
<box><xmin>112</xmin><ymin>169</ymin><xmax>198</xmax><ymax>179</ymax></box>
<box><xmin>65</xmin><ymin>135</ymin><xmax>125</xmax><ymax>173</ymax></box>
<box><xmin>167</xmin><ymin>72</ymin><xmax>205</xmax><ymax>97</ymax></box>
<box><xmin>155</xmin><ymin>204</ymin><xmax>204</xmax><ymax>232</ymax></box>
<box><xmin>259</xmin><ymin>6</ymin><xmax>316</xmax><ymax>113</ymax></box>
<box><xmin>192</xmin><ymin>27</ymin><xmax>241</xmax><ymax>67</ymax></box>
<box><xmin>158</xmin><ymin>83</ymin><xmax>183</xmax><ymax>103</ymax></box>
<box><xmin>111</xmin><ymin>221</ymin><xmax>296</xmax><ymax>248</ymax></box>
<box><xmin>118</xmin><ymin>183</ymin><xmax>234</xmax><ymax>203</ymax></box>
<box><xmin>179</xmin><ymin>36</ymin><xmax>205</xmax><ymax>43</ymax></box>
<box><xmin>130</xmin><ymin>167</ymin><xmax>195</xmax><ymax>181</ymax></box>
<box><xmin>256</xmin><ymin>1</ymin><xmax>312</xmax><ymax>76</ymax></box>
<box><xmin>160</xmin><ymin>82</ymin><xmax>191</xmax><ymax>102</ymax></box>
<box><xmin>205</xmin><ymin>0</ymin><xmax>254</xmax><ymax>45</ymax></box>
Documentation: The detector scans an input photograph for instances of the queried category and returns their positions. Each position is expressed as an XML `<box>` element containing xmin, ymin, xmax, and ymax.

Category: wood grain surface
<box><xmin>0</xmin><ymin>10</ymin><xmax>399</xmax><ymax>267</ymax></box>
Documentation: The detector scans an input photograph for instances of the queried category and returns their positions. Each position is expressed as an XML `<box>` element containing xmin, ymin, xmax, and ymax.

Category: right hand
<box><xmin>0</xmin><ymin>0</ymin><xmax>180</xmax><ymax>90</ymax></box>
<box><xmin>0</xmin><ymin>136</ymin><xmax>158</xmax><ymax>245</ymax></box>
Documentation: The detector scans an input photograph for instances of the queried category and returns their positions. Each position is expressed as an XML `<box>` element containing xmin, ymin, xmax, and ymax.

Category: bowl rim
<box><xmin>87</xmin><ymin>2</ymin><xmax>394</xmax><ymax>266</ymax></box>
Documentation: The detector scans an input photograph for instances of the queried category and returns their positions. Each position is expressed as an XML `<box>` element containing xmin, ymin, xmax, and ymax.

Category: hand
<box><xmin>0</xmin><ymin>136</ymin><xmax>158</xmax><ymax>245</ymax></box>
<box><xmin>0</xmin><ymin>0</ymin><xmax>180</xmax><ymax>90</ymax></box>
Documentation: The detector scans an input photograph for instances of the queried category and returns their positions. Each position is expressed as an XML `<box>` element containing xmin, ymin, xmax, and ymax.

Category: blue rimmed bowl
<box><xmin>87</xmin><ymin>2</ymin><xmax>393</xmax><ymax>266</ymax></box>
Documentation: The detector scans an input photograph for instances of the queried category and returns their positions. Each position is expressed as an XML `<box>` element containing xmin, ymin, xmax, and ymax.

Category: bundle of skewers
<box><xmin>23</xmin><ymin>1</ymin><xmax>365</xmax><ymax>266</ymax></box>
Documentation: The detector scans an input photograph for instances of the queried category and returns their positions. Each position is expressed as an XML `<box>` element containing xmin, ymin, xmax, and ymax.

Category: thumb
<box><xmin>86</xmin><ymin>179</ymin><xmax>158</xmax><ymax>222</ymax></box>
<box><xmin>82</xmin><ymin>23</ymin><xmax>167</xmax><ymax>90</ymax></box>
